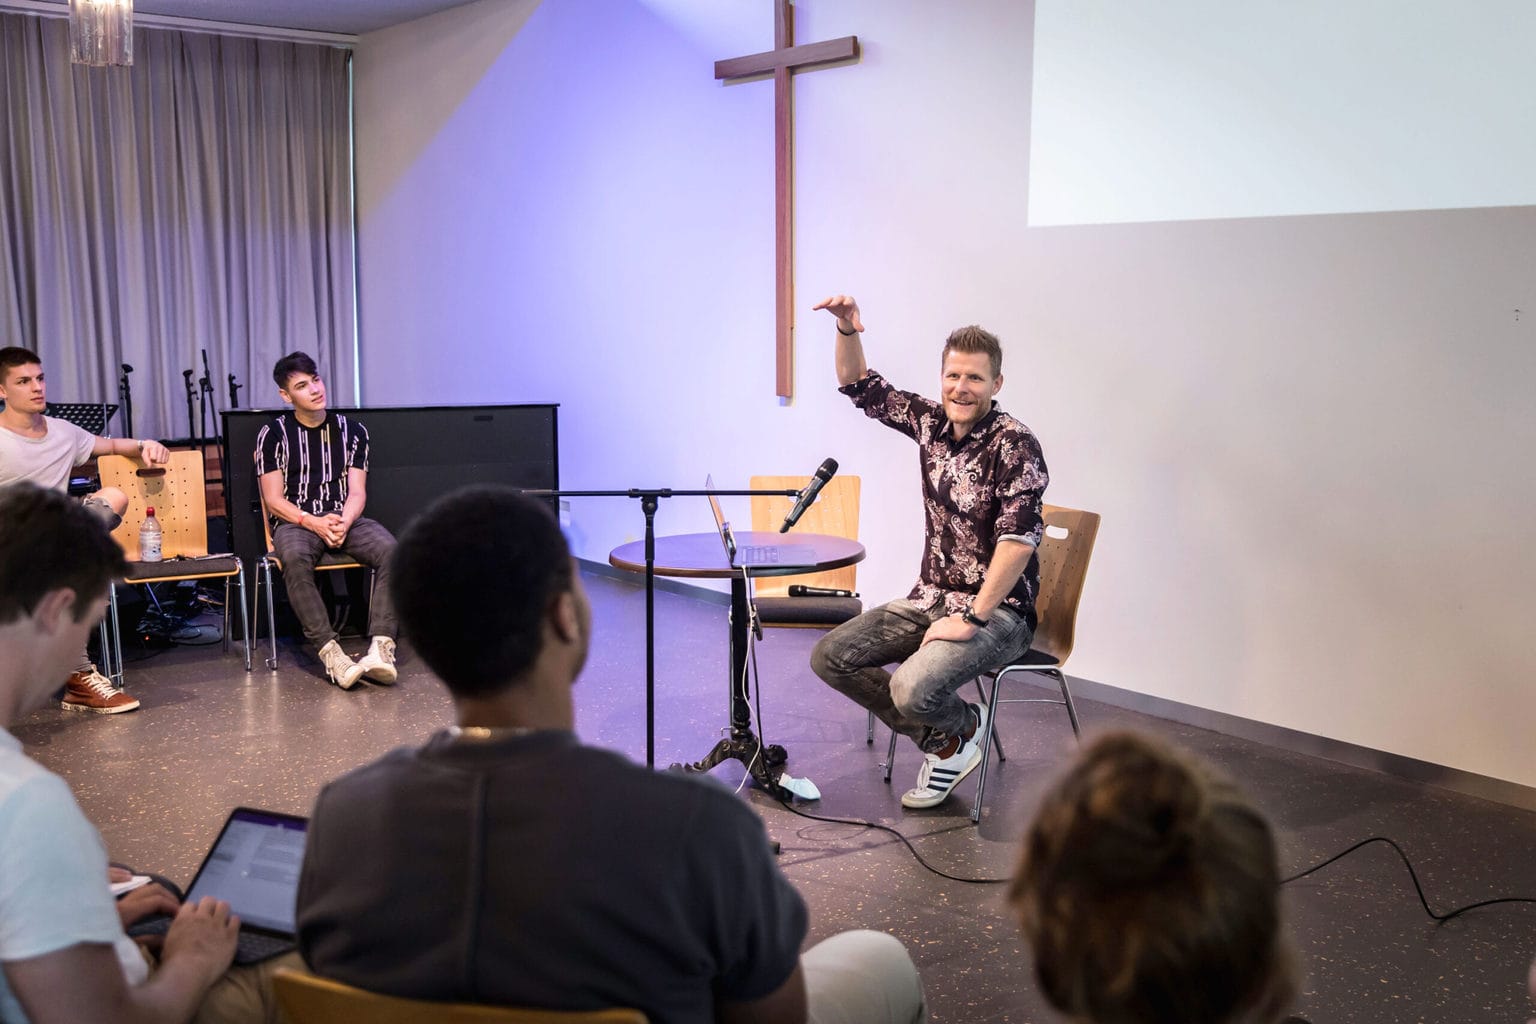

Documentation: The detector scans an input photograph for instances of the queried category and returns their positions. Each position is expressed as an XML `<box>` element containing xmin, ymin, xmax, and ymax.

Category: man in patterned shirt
<box><xmin>255</xmin><ymin>352</ymin><xmax>397</xmax><ymax>690</ymax></box>
<box><xmin>809</xmin><ymin>295</ymin><xmax>1049</xmax><ymax>809</ymax></box>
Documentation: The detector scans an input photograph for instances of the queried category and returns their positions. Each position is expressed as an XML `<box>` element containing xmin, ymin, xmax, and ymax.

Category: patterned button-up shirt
<box><xmin>841</xmin><ymin>369</ymin><xmax>1049</xmax><ymax>630</ymax></box>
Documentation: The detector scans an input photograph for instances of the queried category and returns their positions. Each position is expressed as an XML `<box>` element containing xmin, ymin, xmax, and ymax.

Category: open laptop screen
<box><xmin>183</xmin><ymin>808</ymin><xmax>308</xmax><ymax>935</ymax></box>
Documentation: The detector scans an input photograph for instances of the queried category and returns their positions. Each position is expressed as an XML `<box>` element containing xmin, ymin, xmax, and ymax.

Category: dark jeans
<box><xmin>272</xmin><ymin>517</ymin><xmax>397</xmax><ymax>649</ymax></box>
<box><xmin>77</xmin><ymin>494</ymin><xmax>124</xmax><ymax>673</ymax></box>
<box><xmin>811</xmin><ymin>599</ymin><xmax>1033</xmax><ymax>753</ymax></box>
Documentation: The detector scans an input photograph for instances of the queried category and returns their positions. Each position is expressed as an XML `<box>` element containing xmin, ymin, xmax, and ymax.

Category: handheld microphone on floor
<box><xmin>788</xmin><ymin>585</ymin><xmax>859</xmax><ymax>599</ymax></box>
<box><xmin>780</xmin><ymin>458</ymin><xmax>838</xmax><ymax>533</ymax></box>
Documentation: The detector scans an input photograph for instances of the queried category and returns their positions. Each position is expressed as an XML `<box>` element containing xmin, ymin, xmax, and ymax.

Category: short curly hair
<box><xmin>390</xmin><ymin>486</ymin><xmax>573</xmax><ymax>698</ymax></box>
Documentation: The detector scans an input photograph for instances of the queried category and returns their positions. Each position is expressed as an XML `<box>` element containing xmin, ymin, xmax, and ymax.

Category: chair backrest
<box><xmin>749</xmin><ymin>474</ymin><xmax>861</xmax><ymax>597</ymax></box>
<box><xmin>95</xmin><ymin>451</ymin><xmax>209</xmax><ymax>560</ymax></box>
<box><xmin>272</xmin><ymin>969</ymin><xmax>649</xmax><ymax>1024</ymax></box>
<box><xmin>1030</xmin><ymin>503</ymin><xmax>1100</xmax><ymax>666</ymax></box>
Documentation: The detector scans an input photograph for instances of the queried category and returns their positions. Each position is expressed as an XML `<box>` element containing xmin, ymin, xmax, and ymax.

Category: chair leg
<box><xmin>260</xmin><ymin>558</ymin><xmax>279</xmax><ymax>670</ymax></box>
<box><xmin>1054</xmin><ymin>668</ymin><xmax>1083</xmax><ymax>740</ymax></box>
<box><xmin>882</xmin><ymin>727</ymin><xmax>898</xmax><ymax>784</ymax></box>
<box><xmin>866</xmin><ymin>710</ymin><xmax>875</xmax><ymax>746</ymax></box>
<box><xmin>974</xmin><ymin>677</ymin><xmax>1006</xmax><ymax>764</ymax></box>
<box><xmin>106</xmin><ymin>583</ymin><xmax>125</xmax><ymax>690</ymax></box>
<box><xmin>235</xmin><ymin>561</ymin><xmax>252</xmax><ymax>672</ymax></box>
<box><xmin>970</xmin><ymin>671</ymin><xmax>1004</xmax><ymax>824</ymax></box>
<box><xmin>222</xmin><ymin>577</ymin><xmax>231</xmax><ymax>655</ymax></box>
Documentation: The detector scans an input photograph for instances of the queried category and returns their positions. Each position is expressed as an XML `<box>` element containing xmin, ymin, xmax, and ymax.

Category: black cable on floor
<box><xmin>745</xmin><ymin>635</ymin><xmax>1011</xmax><ymax>884</ymax></box>
<box><xmin>1280</xmin><ymin>835</ymin><xmax>1536</xmax><ymax>922</ymax></box>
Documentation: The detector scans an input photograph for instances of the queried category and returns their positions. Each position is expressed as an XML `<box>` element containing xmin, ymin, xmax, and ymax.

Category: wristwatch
<box><xmin>961</xmin><ymin>607</ymin><xmax>990</xmax><ymax>628</ymax></box>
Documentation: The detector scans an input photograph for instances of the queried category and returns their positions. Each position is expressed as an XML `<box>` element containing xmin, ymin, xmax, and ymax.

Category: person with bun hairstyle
<box><xmin>1010</xmin><ymin>731</ymin><xmax>1299</xmax><ymax>1024</ymax></box>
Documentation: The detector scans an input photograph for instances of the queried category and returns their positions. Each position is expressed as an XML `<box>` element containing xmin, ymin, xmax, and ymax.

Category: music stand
<box><xmin>45</xmin><ymin>402</ymin><xmax>118</xmax><ymax>436</ymax></box>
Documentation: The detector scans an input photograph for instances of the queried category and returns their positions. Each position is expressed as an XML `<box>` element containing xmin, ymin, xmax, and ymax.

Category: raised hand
<box><xmin>812</xmin><ymin>294</ymin><xmax>865</xmax><ymax>334</ymax></box>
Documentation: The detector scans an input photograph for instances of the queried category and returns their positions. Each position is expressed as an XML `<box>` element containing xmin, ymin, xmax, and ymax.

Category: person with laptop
<box><xmin>807</xmin><ymin>295</ymin><xmax>1049</xmax><ymax>810</ymax></box>
<box><xmin>0</xmin><ymin>483</ymin><xmax>293</xmax><ymax>1023</ymax></box>
<box><xmin>0</xmin><ymin>345</ymin><xmax>170</xmax><ymax>714</ymax></box>
<box><xmin>296</xmin><ymin>486</ymin><xmax>926</xmax><ymax>1023</ymax></box>
<box><xmin>254</xmin><ymin>351</ymin><xmax>398</xmax><ymax>690</ymax></box>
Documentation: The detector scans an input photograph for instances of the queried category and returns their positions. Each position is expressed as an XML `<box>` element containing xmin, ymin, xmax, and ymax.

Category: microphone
<box><xmin>780</xmin><ymin>458</ymin><xmax>838</xmax><ymax>533</ymax></box>
<box><xmin>788</xmin><ymin>585</ymin><xmax>858</xmax><ymax>599</ymax></box>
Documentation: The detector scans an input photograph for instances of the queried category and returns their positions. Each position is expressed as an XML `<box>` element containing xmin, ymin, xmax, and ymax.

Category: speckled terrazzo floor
<box><xmin>14</xmin><ymin>570</ymin><xmax>1536</xmax><ymax>1023</ymax></box>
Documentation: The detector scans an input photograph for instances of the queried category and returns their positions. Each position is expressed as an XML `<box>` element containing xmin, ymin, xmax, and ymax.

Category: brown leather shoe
<box><xmin>62</xmin><ymin>668</ymin><xmax>141</xmax><ymax>714</ymax></box>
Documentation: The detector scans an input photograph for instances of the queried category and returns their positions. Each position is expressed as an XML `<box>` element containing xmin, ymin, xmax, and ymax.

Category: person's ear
<box><xmin>551</xmin><ymin>590</ymin><xmax>579</xmax><ymax>645</ymax></box>
<box><xmin>32</xmin><ymin>588</ymin><xmax>77</xmax><ymax>635</ymax></box>
<box><xmin>992</xmin><ymin>372</ymin><xmax>1004</xmax><ymax>396</ymax></box>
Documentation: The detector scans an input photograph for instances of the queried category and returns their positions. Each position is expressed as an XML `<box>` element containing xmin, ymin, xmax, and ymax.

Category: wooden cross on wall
<box><xmin>716</xmin><ymin>1</ymin><xmax>859</xmax><ymax>399</ymax></box>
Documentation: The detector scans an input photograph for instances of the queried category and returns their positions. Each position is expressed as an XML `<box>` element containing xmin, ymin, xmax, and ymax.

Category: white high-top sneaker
<box><xmin>319</xmin><ymin>640</ymin><xmax>366</xmax><ymax>690</ymax></box>
<box><xmin>356</xmin><ymin>636</ymin><xmax>397</xmax><ymax>685</ymax></box>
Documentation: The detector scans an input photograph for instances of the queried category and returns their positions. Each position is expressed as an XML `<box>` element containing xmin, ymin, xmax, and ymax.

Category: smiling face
<box><xmin>940</xmin><ymin>350</ymin><xmax>1003</xmax><ymax>437</ymax></box>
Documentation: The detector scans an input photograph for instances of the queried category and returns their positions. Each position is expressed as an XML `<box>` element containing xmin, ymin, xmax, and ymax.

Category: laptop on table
<box><xmin>704</xmin><ymin>475</ymin><xmax>818</xmax><ymax>570</ymax></box>
<box><xmin>127</xmin><ymin>807</ymin><xmax>308</xmax><ymax>964</ymax></box>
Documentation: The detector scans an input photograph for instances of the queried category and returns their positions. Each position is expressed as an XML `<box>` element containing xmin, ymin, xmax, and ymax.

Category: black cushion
<box><xmin>756</xmin><ymin>595</ymin><xmax>863</xmax><ymax>627</ymax></box>
<box><xmin>124</xmin><ymin>554</ymin><xmax>240</xmax><ymax>581</ymax></box>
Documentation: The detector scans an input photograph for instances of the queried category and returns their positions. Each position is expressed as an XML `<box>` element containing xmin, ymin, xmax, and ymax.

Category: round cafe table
<box><xmin>610</xmin><ymin>531</ymin><xmax>864</xmax><ymax>794</ymax></box>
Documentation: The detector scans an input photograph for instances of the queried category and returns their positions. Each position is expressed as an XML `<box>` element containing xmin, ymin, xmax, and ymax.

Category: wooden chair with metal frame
<box><xmin>748</xmin><ymin>473</ymin><xmax>864</xmax><ymax>623</ymax></box>
<box><xmin>878</xmin><ymin>503</ymin><xmax>1100</xmax><ymax>823</ymax></box>
<box><xmin>92</xmin><ymin>452</ymin><xmax>251</xmax><ymax>688</ymax></box>
<box><xmin>272</xmin><ymin>968</ymin><xmax>649</xmax><ymax>1024</ymax></box>
<box><xmin>252</xmin><ymin>487</ymin><xmax>374</xmax><ymax>671</ymax></box>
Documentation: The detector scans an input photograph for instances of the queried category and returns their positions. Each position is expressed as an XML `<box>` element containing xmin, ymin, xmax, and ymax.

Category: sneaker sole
<box><xmin>361</xmin><ymin>665</ymin><xmax>397</xmax><ymax>685</ymax></box>
<box><xmin>330</xmin><ymin>669</ymin><xmax>367</xmax><ymax>690</ymax></box>
<box><xmin>61</xmin><ymin>699</ymin><xmax>140</xmax><ymax>714</ymax></box>
<box><xmin>900</xmin><ymin>745</ymin><xmax>984</xmax><ymax>809</ymax></box>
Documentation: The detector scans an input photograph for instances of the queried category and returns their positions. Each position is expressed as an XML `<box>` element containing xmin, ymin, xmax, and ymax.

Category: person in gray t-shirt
<box><xmin>0</xmin><ymin>347</ymin><xmax>171</xmax><ymax>714</ymax></box>
<box><xmin>297</xmin><ymin>486</ymin><xmax>927</xmax><ymax>1024</ymax></box>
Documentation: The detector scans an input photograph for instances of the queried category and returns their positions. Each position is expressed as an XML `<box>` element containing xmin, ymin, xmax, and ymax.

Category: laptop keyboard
<box><xmin>128</xmin><ymin>915</ymin><xmax>295</xmax><ymax>965</ymax></box>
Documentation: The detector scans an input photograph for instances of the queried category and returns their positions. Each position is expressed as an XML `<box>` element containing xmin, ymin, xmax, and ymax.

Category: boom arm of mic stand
<box><xmin>519</xmin><ymin>486</ymin><xmax>802</xmax><ymax>772</ymax></box>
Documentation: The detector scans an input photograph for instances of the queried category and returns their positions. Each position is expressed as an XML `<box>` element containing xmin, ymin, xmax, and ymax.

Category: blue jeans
<box><xmin>272</xmin><ymin>517</ymin><xmax>397</xmax><ymax>649</ymax></box>
<box><xmin>811</xmin><ymin>599</ymin><xmax>1033</xmax><ymax>753</ymax></box>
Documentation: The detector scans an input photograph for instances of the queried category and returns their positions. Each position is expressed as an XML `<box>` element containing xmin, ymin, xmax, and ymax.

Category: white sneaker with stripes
<box><xmin>900</xmin><ymin>703</ymin><xmax>987</xmax><ymax>809</ymax></box>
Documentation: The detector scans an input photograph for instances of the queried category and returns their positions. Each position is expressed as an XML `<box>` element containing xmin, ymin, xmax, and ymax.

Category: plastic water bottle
<box><xmin>139</xmin><ymin>506</ymin><xmax>163</xmax><ymax>562</ymax></box>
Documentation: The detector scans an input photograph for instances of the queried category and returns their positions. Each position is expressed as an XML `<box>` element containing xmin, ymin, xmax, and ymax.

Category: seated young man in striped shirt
<box><xmin>254</xmin><ymin>352</ymin><xmax>397</xmax><ymax>690</ymax></box>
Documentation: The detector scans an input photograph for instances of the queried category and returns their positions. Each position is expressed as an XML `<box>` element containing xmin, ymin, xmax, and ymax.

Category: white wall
<box><xmin>354</xmin><ymin>0</ymin><xmax>1536</xmax><ymax>788</ymax></box>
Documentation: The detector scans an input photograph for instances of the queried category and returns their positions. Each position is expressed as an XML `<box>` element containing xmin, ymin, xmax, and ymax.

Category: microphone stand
<box><xmin>118</xmin><ymin>363</ymin><xmax>134</xmax><ymax>439</ymax></box>
<box><xmin>228</xmin><ymin>374</ymin><xmax>242</xmax><ymax>409</ymax></box>
<box><xmin>523</xmin><ymin>486</ymin><xmax>799</xmax><ymax>779</ymax></box>
<box><xmin>199</xmin><ymin>349</ymin><xmax>219</xmax><ymax>448</ymax></box>
<box><xmin>182</xmin><ymin>370</ymin><xmax>198</xmax><ymax>448</ymax></box>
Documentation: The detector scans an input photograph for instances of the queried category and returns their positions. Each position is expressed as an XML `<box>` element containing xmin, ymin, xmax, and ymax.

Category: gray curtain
<box><xmin>0</xmin><ymin>12</ymin><xmax>355</xmax><ymax>440</ymax></box>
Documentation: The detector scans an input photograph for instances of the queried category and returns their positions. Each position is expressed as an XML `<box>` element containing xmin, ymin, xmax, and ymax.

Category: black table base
<box><xmin>674</xmin><ymin>571</ymin><xmax>791</xmax><ymax>797</ymax></box>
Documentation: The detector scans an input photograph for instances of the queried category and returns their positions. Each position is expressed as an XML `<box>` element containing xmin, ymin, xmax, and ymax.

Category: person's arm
<box><xmin>338</xmin><ymin>467</ymin><xmax>368</xmax><ymax>536</ymax></box>
<box><xmin>91</xmin><ymin>437</ymin><xmax>169</xmax><ymax>465</ymax></box>
<box><xmin>3</xmin><ymin>898</ymin><xmax>238</xmax><ymax>1024</ymax></box>
<box><xmin>921</xmin><ymin>538</ymin><xmax>1036</xmax><ymax>646</ymax></box>
<box><xmin>259</xmin><ymin>470</ymin><xmax>342</xmax><ymax>546</ymax></box>
<box><xmin>812</xmin><ymin>294</ymin><xmax>868</xmax><ymax>386</ymax></box>
<box><xmin>718</xmin><ymin>962</ymin><xmax>808</xmax><ymax>1024</ymax></box>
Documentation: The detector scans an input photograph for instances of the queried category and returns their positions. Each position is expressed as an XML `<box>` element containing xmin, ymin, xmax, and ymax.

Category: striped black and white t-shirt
<box><xmin>254</xmin><ymin>412</ymin><xmax>371</xmax><ymax>523</ymax></box>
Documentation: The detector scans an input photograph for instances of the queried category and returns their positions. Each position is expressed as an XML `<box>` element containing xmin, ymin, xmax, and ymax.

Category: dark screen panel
<box><xmin>222</xmin><ymin>405</ymin><xmax>559</xmax><ymax>583</ymax></box>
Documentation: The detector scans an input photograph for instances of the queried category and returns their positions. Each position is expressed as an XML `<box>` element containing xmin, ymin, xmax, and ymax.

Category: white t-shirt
<box><xmin>0</xmin><ymin>729</ymin><xmax>148</xmax><ymax>1023</ymax></box>
<box><xmin>0</xmin><ymin>418</ymin><xmax>97</xmax><ymax>492</ymax></box>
